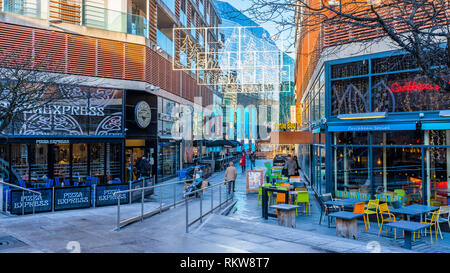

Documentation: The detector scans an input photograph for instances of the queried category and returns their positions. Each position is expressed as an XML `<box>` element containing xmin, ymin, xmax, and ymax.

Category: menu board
<box><xmin>246</xmin><ymin>170</ymin><xmax>263</xmax><ymax>194</ymax></box>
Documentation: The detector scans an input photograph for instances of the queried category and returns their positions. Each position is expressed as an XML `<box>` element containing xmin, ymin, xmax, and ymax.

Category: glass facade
<box><xmin>302</xmin><ymin>51</ymin><xmax>450</xmax><ymax>207</ymax></box>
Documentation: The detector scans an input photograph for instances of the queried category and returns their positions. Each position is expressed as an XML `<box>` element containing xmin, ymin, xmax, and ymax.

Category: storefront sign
<box><xmin>390</xmin><ymin>81</ymin><xmax>448</xmax><ymax>93</ymax></box>
<box><xmin>9</xmin><ymin>189</ymin><xmax>52</xmax><ymax>215</ymax></box>
<box><xmin>54</xmin><ymin>186</ymin><xmax>91</xmax><ymax>211</ymax></box>
<box><xmin>36</xmin><ymin>140</ymin><xmax>70</xmax><ymax>144</ymax></box>
<box><xmin>24</xmin><ymin>105</ymin><xmax>105</xmax><ymax>116</ymax></box>
<box><xmin>246</xmin><ymin>170</ymin><xmax>263</xmax><ymax>194</ymax></box>
<box><xmin>328</xmin><ymin>123</ymin><xmax>416</xmax><ymax>132</ymax></box>
<box><xmin>95</xmin><ymin>184</ymin><xmax>129</xmax><ymax>207</ymax></box>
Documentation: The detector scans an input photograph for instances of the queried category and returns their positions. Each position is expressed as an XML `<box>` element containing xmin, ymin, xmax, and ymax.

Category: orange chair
<box><xmin>275</xmin><ymin>188</ymin><xmax>288</xmax><ymax>215</ymax></box>
<box><xmin>353</xmin><ymin>202</ymin><xmax>368</xmax><ymax>231</ymax></box>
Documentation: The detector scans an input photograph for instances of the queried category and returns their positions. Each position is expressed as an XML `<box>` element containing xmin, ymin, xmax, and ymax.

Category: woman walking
<box><xmin>239</xmin><ymin>152</ymin><xmax>246</xmax><ymax>173</ymax></box>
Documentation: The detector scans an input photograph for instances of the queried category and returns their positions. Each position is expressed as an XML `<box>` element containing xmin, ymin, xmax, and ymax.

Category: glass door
<box><xmin>125</xmin><ymin>147</ymin><xmax>145</xmax><ymax>182</ymax></box>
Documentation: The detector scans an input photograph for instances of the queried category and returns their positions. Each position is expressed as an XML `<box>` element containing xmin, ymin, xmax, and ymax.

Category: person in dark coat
<box><xmin>138</xmin><ymin>156</ymin><xmax>151</xmax><ymax>178</ymax></box>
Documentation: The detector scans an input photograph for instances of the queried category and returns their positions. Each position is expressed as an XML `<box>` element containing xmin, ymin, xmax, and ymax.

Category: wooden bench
<box><xmin>270</xmin><ymin>204</ymin><xmax>301</xmax><ymax>228</ymax></box>
<box><xmin>328</xmin><ymin>211</ymin><xmax>364</xmax><ymax>239</ymax></box>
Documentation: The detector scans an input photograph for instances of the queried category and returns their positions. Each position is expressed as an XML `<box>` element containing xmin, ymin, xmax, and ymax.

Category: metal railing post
<box><xmin>219</xmin><ymin>183</ymin><xmax>222</xmax><ymax>210</ymax></box>
<box><xmin>159</xmin><ymin>185</ymin><xmax>162</xmax><ymax>213</ymax></box>
<box><xmin>93</xmin><ymin>185</ymin><xmax>96</xmax><ymax>208</ymax></box>
<box><xmin>185</xmin><ymin>197</ymin><xmax>189</xmax><ymax>233</ymax></box>
<box><xmin>117</xmin><ymin>197</ymin><xmax>121</xmax><ymax>231</ymax></box>
<box><xmin>173</xmin><ymin>183</ymin><xmax>176</xmax><ymax>208</ymax></box>
<box><xmin>5</xmin><ymin>189</ymin><xmax>8</xmax><ymax>214</ymax></box>
<box><xmin>52</xmin><ymin>187</ymin><xmax>55</xmax><ymax>212</ymax></box>
<box><xmin>141</xmin><ymin>187</ymin><xmax>144</xmax><ymax>222</ymax></box>
<box><xmin>211</xmin><ymin>185</ymin><xmax>213</xmax><ymax>211</ymax></box>
<box><xmin>32</xmin><ymin>193</ymin><xmax>35</xmax><ymax>215</ymax></box>
<box><xmin>200</xmin><ymin>191</ymin><xmax>203</xmax><ymax>223</ymax></box>
<box><xmin>21</xmin><ymin>190</ymin><xmax>25</xmax><ymax>216</ymax></box>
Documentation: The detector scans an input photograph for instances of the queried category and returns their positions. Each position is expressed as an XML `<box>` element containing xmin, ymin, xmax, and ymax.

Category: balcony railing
<box><xmin>82</xmin><ymin>5</ymin><xmax>148</xmax><ymax>38</ymax></box>
<box><xmin>1</xmin><ymin>1</ymin><xmax>148</xmax><ymax>38</ymax></box>
<box><xmin>157</xmin><ymin>29</ymin><xmax>173</xmax><ymax>57</ymax></box>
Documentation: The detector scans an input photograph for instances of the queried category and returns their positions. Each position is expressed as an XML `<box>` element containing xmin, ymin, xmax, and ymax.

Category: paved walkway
<box><xmin>0</xmin><ymin>159</ymin><xmax>448</xmax><ymax>253</ymax></box>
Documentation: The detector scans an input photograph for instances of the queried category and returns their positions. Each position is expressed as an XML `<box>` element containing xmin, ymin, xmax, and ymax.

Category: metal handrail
<box><xmin>184</xmin><ymin>180</ymin><xmax>234</xmax><ymax>233</ymax></box>
<box><xmin>0</xmin><ymin>180</ymin><xmax>42</xmax><ymax>216</ymax></box>
<box><xmin>113</xmin><ymin>178</ymin><xmax>194</xmax><ymax>230</ymax></box>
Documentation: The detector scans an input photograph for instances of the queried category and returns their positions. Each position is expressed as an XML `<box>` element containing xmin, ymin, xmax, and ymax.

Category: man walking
<box><xmin>138</xmin><ymin>156</ymin><xmax>151</xmax><ymax>178</ymax></box>
<box><xmin>225</xmin><ymin>162</ymin><xmax>238</xmax><ymax>193</ymax></box>
<box><xmin>250</xmin><ymin>151</ymin><xmax>256</xmax><ymax>170</ymax></box>
<box><xmin>283</xmin><ymin>154</ymin><xmax>297</xmax><ymax>178</ymax></box>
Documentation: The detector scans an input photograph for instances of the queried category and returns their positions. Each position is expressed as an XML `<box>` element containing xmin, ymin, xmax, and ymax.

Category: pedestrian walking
<box><xmin>138</xmin><ymin>156</ymin><xmax>151</xmax><ymax>178</ymax></box>
<box><xmin>283</xmin><ymin>154</ymin><xmax>297</xmax><ymax>178</ymax></box>
<box><xmin>293</xmin><ymin>155</ymin><xmax>302</xmax><ymax>176</ymax></box>
<box><xmin>250</xmin><ymin>151</ymin><xmax>256</xmax><ymax>170</ymax></box>
<box><xmin>225</xmin><ymin>162</ymin><xmax>237</xmax><ymax>193</ymax></box>
<box><xmin>239</xmin><ymin>152</ymin><xmax>246</xmax><ymax>173</ymax></box>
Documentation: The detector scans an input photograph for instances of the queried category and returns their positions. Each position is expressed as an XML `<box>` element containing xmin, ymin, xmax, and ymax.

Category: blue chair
<box><xmin>18</xmin><ymin>179</ymin><xmax>26</xmax><ymax>188</ymax></box>
<box><xmin>54</xmin><ymin>177</ymin><xmax>61</xmax><ymax>187</ymax></box>
<box><xmin>73</xmin><ymin>181</ymin><xmax>79</xmax><ymax>187</ymax></box>
<box><xmin>64</xmin><ymin>179</ymin><xmax>71</xmax><ymax>186</ymax></box>
<box><xmin>45</xmin><ymin>178</ymin><xmax>54</xmax><ymax>188</ymax></box>
<box><xmin>91</xmin><ymin>177</ymin><xmax>98</xmax><ymax>185</ymax></box>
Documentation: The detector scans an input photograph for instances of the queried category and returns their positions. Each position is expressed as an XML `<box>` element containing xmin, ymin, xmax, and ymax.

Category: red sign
<box><xmin>390</xmin><ymin>81</ymin><xmax>442</xmax><ymax>93</ymax></box>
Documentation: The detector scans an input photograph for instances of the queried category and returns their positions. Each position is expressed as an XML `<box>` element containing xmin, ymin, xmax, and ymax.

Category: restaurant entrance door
<box><xmin>125</xmin><ymin>139</ymin><xmax>146</xmax><ymax>182</ymax></box>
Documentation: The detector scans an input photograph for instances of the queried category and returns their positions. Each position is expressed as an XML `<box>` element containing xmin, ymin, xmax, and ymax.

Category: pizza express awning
<box><xmin>269</xmin><ymin>131</ymin><xmax>314</xmax><ymax>145</ymax></box>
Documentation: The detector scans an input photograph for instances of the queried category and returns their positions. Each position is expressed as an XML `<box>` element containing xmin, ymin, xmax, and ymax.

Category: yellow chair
<box><xmin>414</xmin><ymin>209</ymin><xmax>441</xmax><ymax>244</ymax></box>
<box><xmin>378</xmin><ymin>203</ymin><xmax>397</xmax><ymax>240</ymax></box>
<box><xmin>364</xmin><ymin>199</ymin><xmax>380</xmax><ymax>229</ymax></box>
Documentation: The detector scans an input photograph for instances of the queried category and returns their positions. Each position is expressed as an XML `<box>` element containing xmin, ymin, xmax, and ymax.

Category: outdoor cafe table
<box><xmin>262</xmin><ymin>186</ymin><xmax>293</xmax><ymax>220</ymax></box>
<box><xmin>390</xmin><ymin>204</ymin><xmax>439</xmax><ymax>222</ymax></box>
<box><xmin>385</xmin><ymin>221</ymin><xmax>431</xmax><ymax>249</ymax></box>
<box><xmin>328</xmin><ymin>211</ymin><xmax>364</xmax><ymax>239</ymax></box>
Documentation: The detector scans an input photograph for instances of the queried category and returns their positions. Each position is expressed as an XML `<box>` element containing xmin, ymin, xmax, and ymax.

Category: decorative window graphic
<box><xmin>331</xmin><ymin>78</ymin><xmax>369</xmax><ymax>115</ymax></box>
<box><xmin>2</xmin><ymin>85</ymin><xmax>123</xmax><ymax>136</ymax></box>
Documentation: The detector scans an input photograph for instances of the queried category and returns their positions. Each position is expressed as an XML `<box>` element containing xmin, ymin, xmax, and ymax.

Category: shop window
<box><xmin>372</xmin><ymin>131</ymin><xmax>423</xmax><ymax>145</ymax></box>
<box><xmin>331</xmin><ymin>77</ymin><xmax>369</xmax><ymax>115</ymax></box>
<box><xmin>90</xmin><ymin>143</ymin><xmax>105</xmax><ymax>180</ymax></box>
<box><xmin>0</xmin><ymin>145</ymin><xmax>9</xmax><ymax>182</ymax></box>
<box><xmin>53</xmin><ymin>144</ymin><xmax>70</xmax><ymax>181</ymax></box>
<box><xmin>29</xmin><ymin>144</ymin><xmax>48</xmax><ymax>186</ymax></box>
<box><xmin>72</xmin><ymin>144</ymin><xmax>88</xmax><ymax>183</ymax></box>
<box><xmin>372</xmin><ymin>72</ymin><xmax>450</xmax><ymax>112</ymax></box>
<box><xmin>331</xmin><ymin>60</ymin><xmax>368</xmax><ymax>79</ymax></box>
<box><xmin>427</xmin><ymin>130</ymin><xmax>449</xmax><ymax>207</ymax></box>
<box><xmin>371</xmin><ymin>54</ymin><xmax>418</xmax><ymax>74</ymax></box>
<box><xmin>106</xmin><ymin>143</ymin><xmax>122</xmax><ymax>183</ymax></box>
<box><xmin>11</xmin><ymin>144</ymin><xmax>29</xmax><ymax>184</ymax></box>
<box><xmin>372</xmin><ymin>147</ymin><xmax>423</xmax><ymax>206</ymax></box>
<box><xmin>335</xmin><ymin>132</ymin><xmax>369</xmax><ymax>145</ymax></box>
<box><xmin>334</xmin><ymin>147</ymin><xmax>369</xmax><ymax>195</ymax></box>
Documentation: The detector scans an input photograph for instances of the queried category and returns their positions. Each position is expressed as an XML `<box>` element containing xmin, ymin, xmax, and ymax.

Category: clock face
<box><xmin>135</xmin><ymin>101</ymin><xmax>151</xmax><ymax>129</ymax></box>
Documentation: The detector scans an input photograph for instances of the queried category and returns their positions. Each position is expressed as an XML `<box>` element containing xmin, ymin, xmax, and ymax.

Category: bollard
<box><xmin>32</xmin><ymin>193</ymin><xmax>35</xmax><ymax>215</ymax></box>
<box><xmin>159</xmin><ymin>186</ymin><xmax>162</xmax><ymax>213</ymax></box>
<box><xmin>173</xmin><ymin>183</ymin><xmax>176</xmax><ymax>208</ymax></box>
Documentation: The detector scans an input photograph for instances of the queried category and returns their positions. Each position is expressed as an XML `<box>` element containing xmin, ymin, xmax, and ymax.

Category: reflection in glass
<box><xmin>53</xmin><ymin>144</ymin><xmax>70</xmax><ymax>181</ymax></box>
<box><xmin>11</xmin><ymin>144</ymin><xmax>29</xmax><ymax>184</ymax></box>
<box><xmin>72</xmin><ymin>144</ymin><xmax>88</xmax><ymax>183</ymax></box>
<box><xmin>30</xmin><ymin>144</ymin><xmax>48</xmax><ymax>186</ymax></box>
<box><xmin>334</xmin><ymin>147</ymin><xmax>369</xmax><ymax>194</ymax></box>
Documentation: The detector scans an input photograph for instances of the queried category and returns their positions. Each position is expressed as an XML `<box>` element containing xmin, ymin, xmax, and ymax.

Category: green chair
<box><xmin>294</xmin><ymin>192</ymin><xmax>311</xmax><ymax>216</ymax></box>
<box><xmin>258</xmin><ymin>183</ymin><xmax>273</xmax><ymax>206</ymax></box>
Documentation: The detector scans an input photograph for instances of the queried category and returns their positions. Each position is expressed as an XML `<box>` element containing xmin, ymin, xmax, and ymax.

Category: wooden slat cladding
<box><xmin>0</xmin><ymin>22</ymin><xmax>208</xmax><ymax>104</ymax></box>
<box><xmin>67</xmin><ymin>34</ymin><xmax>96</xmax><ymax>77</ymax></box>
<box><xmin>34</xmin><ymin>28</ymin><xmax>66</xmax><ymax>73</ymax></box>
<box><xmin>97</xmin><ymin>39</ymin><xmax>124</xmax><ymax>79</ymax></box>
<box><xmin>0</xmin><ymin>23</ymin><xmax>33</xmax><ymax>69</ymax></box>
<box><xmin>49</xmin><ymin>0</ymin><xmax>82</xmax><ymax>24</ymax></box>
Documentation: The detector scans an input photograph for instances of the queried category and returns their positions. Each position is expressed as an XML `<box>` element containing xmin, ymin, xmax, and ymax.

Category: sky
<box><xmin>218</xmin><ymin>0</ymin><xmax>295</xmax><ymax>56</ymax></box>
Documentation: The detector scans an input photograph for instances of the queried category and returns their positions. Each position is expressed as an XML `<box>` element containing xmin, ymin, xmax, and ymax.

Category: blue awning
<box><xmin>328</xmin><ymin>123</ymin><xmax>416</xmax><ymax>132</ymax></box>
<box><xmin>422</xmin><ymin>122</ymin><xmax>450</xmax><ymax>130</ymax></box>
